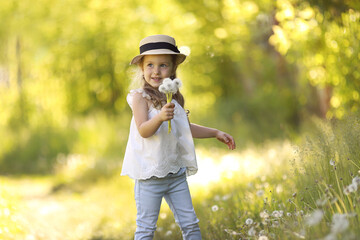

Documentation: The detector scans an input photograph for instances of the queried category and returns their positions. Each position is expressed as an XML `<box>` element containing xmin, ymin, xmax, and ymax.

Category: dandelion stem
<box><xmin>348</xmin><ymin>160</ymin><xmax>360</xmax><ymax>169</ymax></box>
<box><xmin>167</xmin><ymin>93</ymin><xmax>172</xmax><ymax>134</ymax></box>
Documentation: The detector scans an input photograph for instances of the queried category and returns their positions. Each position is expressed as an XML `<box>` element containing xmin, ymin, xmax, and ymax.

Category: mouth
<box><xmin>151</xmin><ymin>77</ymin><xmax>161</xmax><ymax>83</ymax></box>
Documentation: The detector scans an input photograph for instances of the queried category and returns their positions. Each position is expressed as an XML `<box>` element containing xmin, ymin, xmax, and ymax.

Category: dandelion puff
<box><xmin>212</xmin><ymin>205</ymin><xmax>219</xmax><ymax>212</ymax></box>
<box><xmin>259</xmin><ymin>236</ymin><xmax>269</xmax><ymax>240</ymax></box>
<box><xmin>272</xmin><ymin>210</ymin><xmax>282</xmax><ymax>218</ymax></box>
<box><xmin>173</xmin><ymin>78</ymin><xmax>182</xmax><ymax>89</ymax></box>
<box><xmin>260</xmin><ymin>211</ymin><xmax>269</xmax><ymax>219</ymax></box>
<box><xmin>343</xmin><ymin>186</ymin><xmax>351</xmax><ymax>195</ymax></box>
<box><xmin>256</xmin><ymin>190</ymin><xmax>265</xmax><ymax>196</ymax></box>
<box><xmin>352</xmin><ymin>176</ymin><xmax>360</xmax><ymax>187</ymax></box>
<box><xmin>222</xmin><ymin>194</ymin><xmax>231</xmax><ymax>201</ymax></box>
<box><xmin>316</xmin><ymin>197</ymin><xmax>328</xmax><ymax>206</ymax></box>
<box><xmin>329</xmin><ymin>159</ymin><xmax>335</xmax><ymax>166</ymax></box>
<box><xmin>344</xmin><ymin>183</ymin><xmax>357</xmax><ymax>195</ymax></box>
<box><xmin>245</xmin><ymin>218</ymin><xmax>253</xmax><ymax>225</ymax></box>
<box><xmin>331</xmin><ymin>213</ymin><xmax>349</xmax><ymax>234</ymax></box>
<box><xmin>305</xmin><ymin>209</ymin><xmax>323</xmax><ymax>226</ymax></box>
<box><xmin>248</xmin><ymin>227</ymin><xmax>256</xmax><ymax>237</ymax></box>
<box><xmin>159</xmin><ymin>85</ymin><xmax>167</xmax><ymax>93</ymax></box>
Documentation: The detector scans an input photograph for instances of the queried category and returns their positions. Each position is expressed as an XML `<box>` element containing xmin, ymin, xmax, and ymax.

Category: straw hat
<box><xmin>130</xmin><ymin>34</ymin><xmax>186</xmax><ymax>65</ymax></box>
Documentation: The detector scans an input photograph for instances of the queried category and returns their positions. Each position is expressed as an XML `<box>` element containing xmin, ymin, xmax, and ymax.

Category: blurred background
<box><xmin>0</xmin><ymin>0</ymin><xmax>359</xmax><ymax>239</ymax></box>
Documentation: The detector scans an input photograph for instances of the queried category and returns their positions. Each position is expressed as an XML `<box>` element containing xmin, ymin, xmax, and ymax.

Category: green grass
<box><xmin>1</xmin><ymin>115</ymin><xmax>359</xmax><ymax>239</ymax></box>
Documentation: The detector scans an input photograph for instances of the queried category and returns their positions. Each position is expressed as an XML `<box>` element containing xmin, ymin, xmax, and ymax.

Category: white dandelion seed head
<box><xmin>173</xmin><ymin>78</ymin><xmax>182</xmax><ymax>89</ymax></box>
<box><xmin>331</xmin><ymin>213</ymin><xmax>349</xmax><ymax>234</ymax></box>
<box><xmin>343</xmin><ymin>186</ymin><xmax>351</xmax><ymax>195</ymax></box>
<box><xmin>248</xmin><ymin>227</ymin><xmax>256</xmax><ymax>237</ymax></box>
<box><xmin>348</xmin><ymin>183</ymin><xmax>357</xmax><ymax>192</ymax></box>
<box><xmin>245</xmin><ymin>218</ymin><xmax>253</xmax><ymax>225</ymax></box>
<box><xmin>272</xmin><ymin>210</ymin><xmax>282</xmax><ymax>218</ymax></box>
<box><xmin>159</xmin><ymin>85</ymin><xmax>167</xmax><ymax>93</ymax></box>
<box><xmin>329</xmin><ymin>159</ymin><xmax>335</xmax><ymax>166</ymax></box>
<box><xmin>305</xmin><ymin>209</ymin><xmax>324</xmax><ymax>226</ymax></box>
<box><xmin>212</xmin><ymin>205</ymin><xmax>219</xmax><ymax>212</ymax></box>
<box><xmin>344</xmin><ymin>183</ymin><xmax>357</xmax><ymax>195</ymax></box>
<box><xmin>258</xmin><ymin>236</ymin><xmax>269</xmax><ymax>240</ymax></box>
<box><xmin>316</xmin><ymin>197</ymin><xmax>328</xmax><ymax>206</ymax></box>
<box><xmin>256</xmin><ymin>190</ymin><xmax>265</xmax><ymax>197</ymax></box>
<box><xmin>352</xmin><ymin>176</ymin><xmax>360</xmax><ymax>187</ymax></box>
<box><xmin>159</xmin><ymin>78</ymin><xmax>178</xmax><ymax>94</ymax></box>
<box><xmin>260</xmin><ymin>211</ymin><xmax>269</xmax><ymax>219</ymax></box>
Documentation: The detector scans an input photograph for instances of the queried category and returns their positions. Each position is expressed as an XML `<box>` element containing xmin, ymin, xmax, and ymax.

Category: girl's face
<box><xmin>142</xmin><ymin>55</ymin><xmax>175</xmax><ymax>88</ymax></box>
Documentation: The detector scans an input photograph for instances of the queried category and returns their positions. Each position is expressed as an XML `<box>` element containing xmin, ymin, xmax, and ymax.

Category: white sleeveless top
<box><xmin>121</xmin><ymin>89</ymin><xmax>198</xmax><ymax>180</ymax></box>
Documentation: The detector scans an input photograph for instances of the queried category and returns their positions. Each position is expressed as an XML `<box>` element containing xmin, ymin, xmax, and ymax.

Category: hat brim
<box><xmin>130</xmin><ymin>49</ymin><xmax>186</xmax><ymax>65</ymax></box>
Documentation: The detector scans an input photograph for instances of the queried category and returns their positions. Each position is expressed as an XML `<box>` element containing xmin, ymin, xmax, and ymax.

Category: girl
<box><xmin>122</xmin><ymin>34</ymin><xmax>236</xmax><ymax>240</ymax></box>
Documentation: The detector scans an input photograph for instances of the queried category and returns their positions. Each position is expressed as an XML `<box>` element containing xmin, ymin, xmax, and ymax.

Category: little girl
<box><xmin>122</xmin><ymin>34</ymin><xmax>236</xmax><ymax>240</ymax></box>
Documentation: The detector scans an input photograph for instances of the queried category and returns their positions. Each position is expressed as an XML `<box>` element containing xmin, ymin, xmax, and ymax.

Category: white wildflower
<box><xmin>331</xmin><ymin>213</ymin><xmax>349</xmax><ymax>234</ymax></box>
<box><xmin>316</xmin><ymin>197</ymin><xmax>328</xmax><ymax>206</ymax></box>
<box><xmin>344</xmin><ymin>183</ymin><xmax>357</xmax><ymax>195</ymax></box>
<box><xmin>173</xmin><ymin>78</ymin><xmax>182</xmax><ymax>89</ymax></box>
<box><xmin>159</xmin><ymin>85</ymin><xmax>167</xmax><ymax>93</ymax></box>
<box><xmin>352</xmin><ymin>176</ymin><xmax>360</xmax><ymax>187</ymax></box>
<box><xmin>248</xmin><ymin>227</ymin><xmax>256</xmax><ymax>237</ymax></box>
<box><xmin>329</xmin><ymin>159</ymin><xmax>335</xmax><ymax>166</ymax></box>
<box><xmin>256</xmin><ymin>190</ymin><xmax>265</xmax><ymax>196</ymax></box>
<box><xmin>160</xmin><ymin>78</ymin><xmax>177</xmax><ymax>94</ymax></box>
<box><xmin>260</xmin><ymin>211</ymin><xmax>269</xmax><ymax>219</ymax></box>
<box><xmin>287</xmin><ymin>212</ymin><xmax>292</xmax><ymax>217</ymax></box>
<box><xmin>305</xmin><ymin>209</ymin><xmax>323</xmax><ymax>226</ymax></box>
<box><xmin>245</xmin><ymin>218</ymin><xmax>253</xmax><ymax>225</ymax></box>
<box><xmin>272</xmin><ymin>210</ymin><xmax>283</xmax><ymax>218</ymax></box>
<box><xmin>211</xmin><ymin>205</ymin><xmax>219</xmax><ymax>212</ymax></box>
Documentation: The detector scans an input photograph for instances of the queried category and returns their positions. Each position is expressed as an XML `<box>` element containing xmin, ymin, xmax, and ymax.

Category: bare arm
<box><xmin>132</xmin><ymin>93</ymin><xmax>175</xmax><ymax>138</ymax></box>
<box><xmin>190</xmin><ymin>123</ymin><xmax>236</xmax><ymax>150</ymax></box>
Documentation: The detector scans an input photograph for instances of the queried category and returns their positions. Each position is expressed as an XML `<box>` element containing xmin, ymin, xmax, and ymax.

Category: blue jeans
<box><xmin>134</xmin><ymin>169</ymin><xmax>202</xmax><ymax>240</ymax></box>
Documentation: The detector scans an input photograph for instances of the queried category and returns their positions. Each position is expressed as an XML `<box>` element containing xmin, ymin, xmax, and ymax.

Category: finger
<box><xmin>166</xmin><ymin>102</ymin><xmax>175</xmax><ymax>108</ymax></box>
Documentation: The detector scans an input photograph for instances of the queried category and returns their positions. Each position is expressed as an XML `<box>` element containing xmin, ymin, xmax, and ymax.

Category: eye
<box><xmin>160</xmin><ymin>64</ymin><xmax>168</xmax><ymax>68</ymax></box>
<box><xmin>146</xmin><ymin>63</ymin><xmax>153</xmax><ymax>68</ymax></box>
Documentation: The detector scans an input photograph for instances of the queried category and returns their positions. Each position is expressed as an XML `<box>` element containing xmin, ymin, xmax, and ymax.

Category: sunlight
<box><xmin>188</xmin><ymin>148</ymin><xmax>265</xmax><ymax>187</ymax></box>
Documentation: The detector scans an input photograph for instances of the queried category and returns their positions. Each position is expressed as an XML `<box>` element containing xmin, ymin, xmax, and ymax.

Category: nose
<box><xmin>154</xmin><ymin>66</ymin><xmax>160</xmax><ymax>75</ymax></box>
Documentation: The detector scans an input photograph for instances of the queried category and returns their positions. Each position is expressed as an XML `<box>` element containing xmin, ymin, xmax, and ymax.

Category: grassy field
<box><xmin>1</xmin><ymin>116</ymin><xmax>359</xmax><ymax>240</ymax></box>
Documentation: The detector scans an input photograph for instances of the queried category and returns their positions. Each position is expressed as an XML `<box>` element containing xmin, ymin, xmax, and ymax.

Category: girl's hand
<box><xmin>158</xmin><ymin>102</ymin><xmax>175</xmax><ymax>122</ymax></box>
<box><xmin>216</xmin><ymin>131</ymin><xmax>236</xmax><ymax>150</ymax></box>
